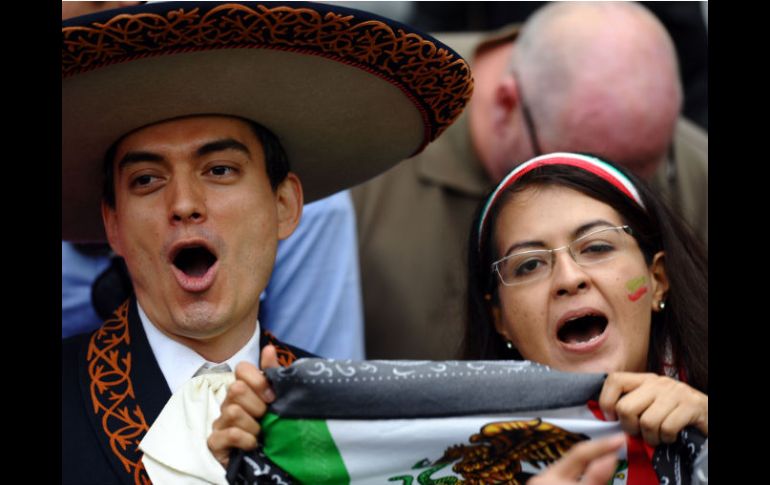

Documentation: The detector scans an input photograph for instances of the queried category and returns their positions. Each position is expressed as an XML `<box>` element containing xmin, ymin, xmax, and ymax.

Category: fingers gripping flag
<box><xmin>226</xmin><ymin>359</ymin><xmax>706</xmax><ymax>485</ymax></box>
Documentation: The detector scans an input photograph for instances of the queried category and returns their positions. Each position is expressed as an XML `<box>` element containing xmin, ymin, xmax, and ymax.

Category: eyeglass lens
<box><xmin>495</xmin><ymin>226</ymin><xmax>628</xmax><ymax>286</ymax></box>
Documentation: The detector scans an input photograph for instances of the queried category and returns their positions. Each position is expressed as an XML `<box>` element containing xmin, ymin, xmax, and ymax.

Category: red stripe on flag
<box><xmin>587</xmin><ymin>399</ymin><xmax>607</xmax><ymax>421</ymax></box>
<box><xmin>627</xmin><ymin>435</ymin><xmax>659</xmax><ymax>484</ymax></box>
<box><xmin>589</xmin><ymin>401</ymin><xmax>658</xmax><ymax>483</ymax></box>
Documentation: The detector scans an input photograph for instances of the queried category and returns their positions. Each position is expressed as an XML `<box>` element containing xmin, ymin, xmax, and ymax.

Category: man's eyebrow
<box><xmin>116</xmin><ymin>138</ymin><xmax>252</xmax><ymax>171</ymax></box>
<box><xmin>117</xmin><ymin>151</ymin><xmax>164</xmax><ymax>171</ymax></box>
<box><xmin>196</xmin><ymin>138</ymin><xmax>251</xmax><ymax>158</ymax></box>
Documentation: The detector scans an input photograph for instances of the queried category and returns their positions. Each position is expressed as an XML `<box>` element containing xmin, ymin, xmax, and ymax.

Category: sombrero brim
<box><xmin>63</xmin><ymin>1</ymin><xmax>473</xmax><ymax>241</ymax></box>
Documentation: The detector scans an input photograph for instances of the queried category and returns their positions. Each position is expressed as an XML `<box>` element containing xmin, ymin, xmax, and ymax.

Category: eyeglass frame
<box><xmin>512</xmin><ymin>71</ymin><xmax>543</xmax><ymax>157</ymax></box>
<box><xmin>491</xmin><ymin>225</ymin><xmax>634</xmax><ymax>287</ymax></box>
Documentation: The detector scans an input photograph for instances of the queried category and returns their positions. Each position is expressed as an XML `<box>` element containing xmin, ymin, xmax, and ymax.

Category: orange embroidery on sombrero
<box><xmin>626</xmin><ymin>276</ymin><xmax>648</xmax><ymax>302</ymax></box>
<box><xmin>61</xmin><ymin>3</ymin><xmax>472</xmax><ymax>141</ymax></box>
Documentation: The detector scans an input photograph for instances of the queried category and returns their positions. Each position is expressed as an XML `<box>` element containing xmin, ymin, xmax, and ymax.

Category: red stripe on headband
<box><xmin>477</xmin><ymin>153</ymin><xmax>644</xmax><ymax>251</ymax></box>
<box><xmin>503</xmin><ymin>157</ymin><xmax>638</xmax><ymax>202</ymax></box>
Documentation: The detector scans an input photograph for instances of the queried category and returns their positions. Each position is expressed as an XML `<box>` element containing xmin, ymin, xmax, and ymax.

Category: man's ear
<box><xmin>493</xmin><ymin>74</ymin><xmax>520</xmax><ymax>133</ymax></box>
<box><xmin>275</xmin><ymin>173</ymin><xmax>303</xmax><ymax>240</ymax></box>
<box><xmin>649</xmin><ymin>251</ymin><xmax>670</xmax><ymax>312</ymax></box>
<box><xmin>101</xmin><ymin>200</ymin><xmax>123</xmax><ymax>256</ymax></box>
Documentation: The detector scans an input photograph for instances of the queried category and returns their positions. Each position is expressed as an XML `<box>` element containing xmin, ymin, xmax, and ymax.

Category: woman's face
<box><xmin>491</xmin><ymin>185</ymin><xmax>667</xmax><ymax>374</ymax></box>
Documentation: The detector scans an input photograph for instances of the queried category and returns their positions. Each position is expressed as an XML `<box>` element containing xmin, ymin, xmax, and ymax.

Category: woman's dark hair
<box><xmin>102</xmin><ymin>116</ymin><xmax>290</xmax><ymax>208</ymax></box>
<box><xmin>463</xmin><ymin>156</ymin><xmax>708</xmax><ymax>393</ymax></box>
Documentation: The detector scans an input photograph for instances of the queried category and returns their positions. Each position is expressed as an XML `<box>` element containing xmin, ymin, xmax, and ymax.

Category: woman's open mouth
<box><xmin>556</xmin><ymin>311</ymin><xmax>609</xmax><ymax>352</ymax></box>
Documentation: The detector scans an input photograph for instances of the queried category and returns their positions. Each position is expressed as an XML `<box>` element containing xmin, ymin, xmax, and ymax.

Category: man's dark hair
<box><xmin>102</xmin><ymin>117</ymin><xmax>290</xmax><ymax>208</ymax></box>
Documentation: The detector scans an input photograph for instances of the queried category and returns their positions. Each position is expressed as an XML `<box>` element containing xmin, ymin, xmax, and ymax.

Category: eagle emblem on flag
<box><xmin>433</xmin><ymin>418</ymin><xmax>589</xmax><ymax>485</ymax></box>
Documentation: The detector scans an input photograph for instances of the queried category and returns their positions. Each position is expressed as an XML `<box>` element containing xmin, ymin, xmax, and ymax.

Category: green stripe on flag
<box><xmin>262</xmin><ymin>412</ymin><xmax>350</xmax><ymax>484</ymax></box>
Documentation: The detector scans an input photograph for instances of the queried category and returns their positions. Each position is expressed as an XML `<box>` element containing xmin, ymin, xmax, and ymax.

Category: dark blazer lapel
<box><xmin>77</xmin><ymin>298</ymin><xmax>171</xmax><ymax>485</ymax></box>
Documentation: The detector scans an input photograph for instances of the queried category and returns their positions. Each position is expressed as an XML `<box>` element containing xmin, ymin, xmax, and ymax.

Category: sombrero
<box><xmin>62</xmin><ymin>1</ymin><xmax>473</xmax><ymax>241</ymax></box>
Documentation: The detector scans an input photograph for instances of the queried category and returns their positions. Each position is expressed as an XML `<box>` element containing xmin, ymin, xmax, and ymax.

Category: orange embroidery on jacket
<box><xmin>62</xmin><ymin>3</ymin><xmax>473</xmax><ymax>141</ymax></box>
<box><xmin>264</xmin><ymin>330</ymin><xmax>299</xmax><ymax>367</ymax></box>
<box><xmin>87</xmin><ymin>300</ymin><xmax>152</xmax><ymax>485</ymax></box>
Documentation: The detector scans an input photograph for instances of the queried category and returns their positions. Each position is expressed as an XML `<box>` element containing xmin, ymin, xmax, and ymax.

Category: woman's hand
<box><xmin>207</xmin><ymin>345</ymin><xmax>280</xmax><ymax>468</ymax></box>
<box><xmin>599</xmin><ymin>372</ymin><xmax>708</xmax><ymax>446</ymax></box>
<box><xmin>528</xmin><ymin>434</ymin><xmax>625</xmax><ymax>485</ymax></box>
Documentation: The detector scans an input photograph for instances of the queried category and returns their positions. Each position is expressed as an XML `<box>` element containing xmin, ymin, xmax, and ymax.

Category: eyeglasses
<box><xmin>512</xmin><ymin>71</ymin><xmax>542</xmax><ymax>157</ymax></box>
<box><xmin>492</xmin><ymin>225</ymin><xmax>633</xmax><ymax>287</ymax></box>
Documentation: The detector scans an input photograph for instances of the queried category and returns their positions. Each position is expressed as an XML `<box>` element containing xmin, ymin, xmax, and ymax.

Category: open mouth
<box><xmin>557</xmin><ymin>314</ymin><xmax>608</xmax><ymax>345</ymax></box>
<box><xmin>172</xmin><ymin>246</ymin><xmax>217</xmax><ymax>277</ymax></box>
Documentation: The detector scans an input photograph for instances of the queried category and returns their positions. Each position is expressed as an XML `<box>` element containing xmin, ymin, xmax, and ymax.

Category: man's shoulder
<box><xmin>672</xmin><ymin>117</ymin><xmax>708</xmax><ymax>192</ymax></box>
<box><xmin>668</xmin><ymin>117</ymin><xmax>708</xmax><ymax>244</ymax></box>
<box><xmin>62</xmin><ymin>328</ymin><xmax>99</xmax><ymax>393</ymax></box>
<box><xmin>62</xmin><ymin>329</ymin><xmax>92</xmax><ymax>361</ymax></box>
<box><xmin>350</xmin><ymin>151</ymin><xmax>425</xmax><ymax>225</ymax></box>
<box><xmin>674</xmin><ymin>117</ymin><xmax>708</xmax><ymax>165</ymax></box>
<box><xmin>62</xmin><ymin>331</ymin><xmax>91</xmax><ymax>435</ymax></box>
<box><xmin>351</xmin><ymin>117</ymin><xmax>477</xmax><ymax>207</ymax></box>
<box><xmin>351</xmin><ymin>154</ymin><xmax>420</xmax><ymax>196</ymax></box>
<box><xmin>62</xmin><ymin>325</ymin><xmax>134</xmax><ymax>485</ymax></box>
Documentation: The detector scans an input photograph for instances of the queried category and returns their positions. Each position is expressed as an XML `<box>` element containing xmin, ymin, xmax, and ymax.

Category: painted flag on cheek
<box><xmin>226</xmin><ymin>360</ymin><xmax>705</xmax><ymax>485</ymax></box>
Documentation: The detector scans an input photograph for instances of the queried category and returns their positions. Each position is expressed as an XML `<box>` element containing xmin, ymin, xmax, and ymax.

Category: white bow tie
<box><xmin>140</xmin><ymin>367</ymin><xmax>235</xmax><ymax>484</ymax></box>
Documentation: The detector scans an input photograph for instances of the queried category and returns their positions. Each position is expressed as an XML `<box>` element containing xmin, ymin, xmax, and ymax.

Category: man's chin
<box><xmin>168</xmin><ymin>303</ymin><xmax>224</xmax><ymax>334</ymax></box>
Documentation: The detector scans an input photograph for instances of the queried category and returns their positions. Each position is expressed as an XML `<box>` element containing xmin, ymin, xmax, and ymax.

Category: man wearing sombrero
<box><xmin>61</xmin><ymin>2</ymin><xmax>472</xmax><ymax>484</ymax></box>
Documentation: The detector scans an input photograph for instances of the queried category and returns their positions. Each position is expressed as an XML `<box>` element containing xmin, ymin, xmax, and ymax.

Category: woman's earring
<box><xmin>658</xmin><ymin>300</ymin><xmax>666</xmax><ymax>311</ymax></box>
<box><xmin>506</xmin><ymin>341</ymin><xmax>514</xmax><ymax>349</ymax></box>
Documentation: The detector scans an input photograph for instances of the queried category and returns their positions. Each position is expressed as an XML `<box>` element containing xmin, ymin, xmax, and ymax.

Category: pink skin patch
<box><xmin>626</xmin><ymin>276</ymin><xmax>648</xmax><ymax>302</ymax></box>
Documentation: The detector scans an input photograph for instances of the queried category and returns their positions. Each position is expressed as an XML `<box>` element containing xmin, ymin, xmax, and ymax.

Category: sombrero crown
<box><xmin>63</xmin><ymin>1</ymin><xmax>473</xmax><ymax>241</ymax></box>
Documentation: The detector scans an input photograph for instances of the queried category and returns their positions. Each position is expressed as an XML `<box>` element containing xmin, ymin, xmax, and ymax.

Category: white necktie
<box><xmin>140</xmin><ymin>363</ymin><xmax>235</xmax><ymax>484</ymax></box>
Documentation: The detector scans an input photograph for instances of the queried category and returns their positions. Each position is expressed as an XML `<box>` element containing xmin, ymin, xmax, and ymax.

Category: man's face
<box><xmin>103</xmin><ymin>116</ymin><xmax>301</xmax><ymax>356</ymax></box>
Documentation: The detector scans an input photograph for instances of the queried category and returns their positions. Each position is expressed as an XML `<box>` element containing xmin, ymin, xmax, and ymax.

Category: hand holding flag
<box><xmin>528</xmin><ymin>434</ymin><xmax>625</xmax><ymax>485</ymax></box>
<box><xmin>599</xmin><ymin>372</ymin><xmax>708</xmax><ymax>446</ymax></box>
<box><xmin>208</xmin><ymin>345</ymin><xmax>280</xmax><ymax>468</ymax></box>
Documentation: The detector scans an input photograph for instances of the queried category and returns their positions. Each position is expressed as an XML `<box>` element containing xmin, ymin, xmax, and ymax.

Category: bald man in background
<box><xmin>352</xmin><ymin>1</ymin><xmax>707</xmax><ymax>360</ymax></box>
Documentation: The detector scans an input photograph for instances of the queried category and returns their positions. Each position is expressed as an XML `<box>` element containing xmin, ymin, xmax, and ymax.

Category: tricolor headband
<box><xmin>477</xmin><ymin>153</ymin><xmax>645</xmax><ymax>249</ymax></box>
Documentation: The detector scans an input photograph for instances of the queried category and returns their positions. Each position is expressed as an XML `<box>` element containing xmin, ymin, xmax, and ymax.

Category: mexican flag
<box><xmin>227</xmin><ymin>359</ymin><xmax>702</xmax><ymax>485</ymax></box>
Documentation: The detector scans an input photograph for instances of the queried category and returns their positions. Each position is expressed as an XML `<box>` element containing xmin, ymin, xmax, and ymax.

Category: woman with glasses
<box><xmin>465</xmin><ymin>152</ymin><xmax>707</xmax><ymax>483</ymax></box>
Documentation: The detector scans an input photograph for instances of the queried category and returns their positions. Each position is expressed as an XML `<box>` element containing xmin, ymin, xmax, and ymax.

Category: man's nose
<box><xmin>168</xmin><ymin>174</ymin><xmax>206</xmax><ymax>224</ymax></box>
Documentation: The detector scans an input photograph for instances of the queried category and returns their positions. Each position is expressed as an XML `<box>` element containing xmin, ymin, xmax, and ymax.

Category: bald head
<box><xmin>513</xmin><ymin>2</ymin><xmax>682</xmax><ymax>178</ymax></box>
